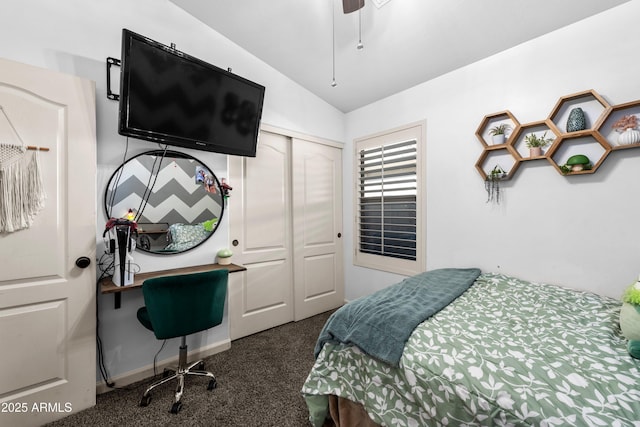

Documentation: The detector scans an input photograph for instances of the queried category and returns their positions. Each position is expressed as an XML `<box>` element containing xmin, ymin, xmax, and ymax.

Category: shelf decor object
<box><xmin>566</xmin><ymin>107</ymin><xmax>587</xmax><ymax>132</ymax></box>
<box><xmin>560</xmin><ymin>154</ymin><xmax>592</xmax><ymax>174</ymax></box>
<box><xmin>216</xmin><ymin>248</ymin><xmax>233</xmax><ymax>265</ymax></box>
<box><xmin>618</xmin><ymin>128</ymin><xmax>640</xmax><ymax>145</ymax></box>
<box><xmin>611</xmin><ymin>114</ymin><xmax>640</xmax><ymax>145</ymax></box>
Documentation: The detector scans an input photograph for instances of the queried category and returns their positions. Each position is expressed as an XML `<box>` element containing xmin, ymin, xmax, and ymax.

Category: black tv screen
<box><xmin>118</xmin><ymin>29</ymin><xmax>265</xmax><ymax>157</ymax></box>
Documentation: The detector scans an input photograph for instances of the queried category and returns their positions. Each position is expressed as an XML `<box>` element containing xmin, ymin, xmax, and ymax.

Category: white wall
<box><xmin>4</xmin><ymin>0</ymin><xmax>639</xmax><ymax>386</ymax></box>
<box><xmin>0</xmin><ymin>0</ymin><xmax>345</xmax><ymax>382</ymax></box>
<box><xmin>343</xmin><ymin>1</ymin><xmax>640</xmax><ymax>301</ymax></box>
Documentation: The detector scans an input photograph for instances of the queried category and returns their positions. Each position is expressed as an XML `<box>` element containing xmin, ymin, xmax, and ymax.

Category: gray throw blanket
<box><xmin>314</xmin><ymin>268</ymin><xmax>481</xmax><ymax>367</ymax></box>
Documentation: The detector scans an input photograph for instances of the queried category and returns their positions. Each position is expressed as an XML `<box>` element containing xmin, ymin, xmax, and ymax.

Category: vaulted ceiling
<box><xmin>171</xmin><ymin>0</ymin><xmax>630</xmax><ymax>113</ymax></box>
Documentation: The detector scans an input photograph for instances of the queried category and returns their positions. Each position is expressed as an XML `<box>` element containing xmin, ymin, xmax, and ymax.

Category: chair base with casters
<box><xmin>136</xmin><ymin>269</ymin><xmax>228</xmax><ymax>414</ymax></box>
<box><xmin>138</xmin><ymin>336</ymin><xmax>217</xmax><ymax>414</ymax></box>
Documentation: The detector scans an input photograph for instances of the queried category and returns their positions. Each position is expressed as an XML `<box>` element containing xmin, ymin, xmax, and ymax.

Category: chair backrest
<box><xmin>141</xmin><ymin>269</ymin><xmax>228</xmax><ymax>340</ymax></box>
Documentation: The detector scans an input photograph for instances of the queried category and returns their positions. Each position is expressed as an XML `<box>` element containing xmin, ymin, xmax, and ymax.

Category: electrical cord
<box><xmin>153</xmin><ymin>340</ymin><xmax>167</xmax><ymax>377</ymax></box>
<box><xmin>105</xmin><ymin>137</ymin><xmax>130</xmax><ymax>219</ymax></box>
<box><xmin>106</xmin><ymin>140</ymin><xmax>168</xmax><ymax>223</ymax></box>
<box><xmin>96</xmin><ymin>257</ymin><xmax>115</xmax><ymax>388</ymax></box>
<box><xmin>95</xmin><ymin>250</ymin><xmax>139</xmax><ymax>391</ymax></box>
<box><xmin>134</xmin><ymin>144</ymin><xmax>168</xmax><ymax>223</ymax></box>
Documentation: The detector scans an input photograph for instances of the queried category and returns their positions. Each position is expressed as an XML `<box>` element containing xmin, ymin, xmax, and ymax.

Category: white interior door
<box><xmin>228</xmin><ymin>131</ymin><xmax>293</xmax><ymax>339</ymax></box>
<box><xmin>292</xmin><ymin>138</ymin><xmax>343</xmax><ymax>321</ymax></box>
<box><xmin>0</xmin><ymin>58</ymin><xmax>96</xmax><ymax>426</ymax></box>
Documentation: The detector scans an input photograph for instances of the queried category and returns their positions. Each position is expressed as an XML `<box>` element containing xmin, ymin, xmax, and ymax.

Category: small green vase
<box><xmin>620</xmin><ymin>302</ymin><xmax>640</xmax><ymax>340</ymax></box>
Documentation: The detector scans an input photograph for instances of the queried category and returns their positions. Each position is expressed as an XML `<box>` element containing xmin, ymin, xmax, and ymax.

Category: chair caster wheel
<box><xmin>139</xmin><ymin>394</ymin><xmax>152</xmax><ymax>407</ymax></box>
<box><xmin>170</xmin><ymin>401</ymin><xmax>182</xmax><ymax>414</ymax></box>
<box><xmin>207</xmin><ymin>378</ymin><xmax>217</xmax><ymax>391</ymax></box>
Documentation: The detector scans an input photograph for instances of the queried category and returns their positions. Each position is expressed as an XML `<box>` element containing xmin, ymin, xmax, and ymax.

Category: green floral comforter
<box><xmin>302</xmin><ymin>273</ymin><xmax>640</xmax><ymax>426</ymax></box>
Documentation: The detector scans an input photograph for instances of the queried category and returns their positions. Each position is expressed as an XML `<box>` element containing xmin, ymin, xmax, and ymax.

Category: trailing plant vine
<box><xmin>485</xmin><ymin>165</ymin><xmax>506</xmax><ymax>204</ymax></box>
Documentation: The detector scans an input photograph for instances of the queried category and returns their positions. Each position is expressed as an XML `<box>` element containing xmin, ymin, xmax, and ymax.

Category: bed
<box><xmin>302</xmin><ymin>270</ymin><xmax>640</xmax><ymax>426</ymax></box>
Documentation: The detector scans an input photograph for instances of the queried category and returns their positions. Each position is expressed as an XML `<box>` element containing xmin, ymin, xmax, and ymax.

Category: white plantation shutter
<box><xmin>358</xmin><ymin>140</ymin><xmax>417</xmax><ymax>260</ymax></box>
<box><xmin>354</xmin><ymin>122</ymin><xmax>424</xmax><ymax>275</ymax></box>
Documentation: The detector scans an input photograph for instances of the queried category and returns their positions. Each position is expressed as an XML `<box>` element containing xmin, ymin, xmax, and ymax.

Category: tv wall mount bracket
<box><xmin>106</xmin><ymin>42</ymin><xmax>176</xmax><ymax>102</ymax></box>
<box><xmin>106</xmin><ymin>57</ymin><xmax>121</xmax><ymax>101</ymax></box>
<box><xmin>106</xmin><ymin>52</ymin><xmax>234</xmax><ymax>102</ymax></box>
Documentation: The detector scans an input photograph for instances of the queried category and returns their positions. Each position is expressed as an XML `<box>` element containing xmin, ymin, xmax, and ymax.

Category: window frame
<box><xmin>353</xmin><ymin>121</ymin><xmax>425</xmax><ymax>276</ymax></box>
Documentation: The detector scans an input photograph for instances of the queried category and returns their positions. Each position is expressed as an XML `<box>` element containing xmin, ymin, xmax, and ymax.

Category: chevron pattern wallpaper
<box><xmin>105</xmin><ymin>152</ymin><xmax>223</xmax><ymax>226</ymax></box>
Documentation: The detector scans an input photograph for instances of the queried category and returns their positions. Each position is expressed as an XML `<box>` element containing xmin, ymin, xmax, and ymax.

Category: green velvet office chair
<box><xmin>136</xmin><ymin>269</ymin><xmax>228</xmax><ymax>414</ymax></box>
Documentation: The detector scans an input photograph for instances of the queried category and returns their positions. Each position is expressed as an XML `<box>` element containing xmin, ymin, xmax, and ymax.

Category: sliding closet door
<box><xmin>292</xmin><ymin>138</ymin><xmax>344</xmax><ymax>321</ymax></box>
<box><xmin>228</xmin><ymin>131</ymin><xmax>293</xmax><ymax>339</ymax></box>
<box><xmin>228</xmin><ymin>129</ymin><xmax>344</xmax><ymax>338</ymax></box>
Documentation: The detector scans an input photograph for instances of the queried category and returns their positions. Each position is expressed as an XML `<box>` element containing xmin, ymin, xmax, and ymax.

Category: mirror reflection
<box><xmin>104</xmin><ymin>150</ymin><xmax>224</xmax><ymax>254</ymax></box>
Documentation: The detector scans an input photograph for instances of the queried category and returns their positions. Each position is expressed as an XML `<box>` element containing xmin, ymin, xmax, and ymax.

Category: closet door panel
<box><xmin>292</xmin><ymin>138</ymin><xmax>344</xmax><ymax>321</ymax></box>
<box><xmin>303</xmin><ymin>253</ymin><xmax>338</xmax><ymax>299</ymax></box>
<box><xmin>228</xmin><ymin>131</ymin><xmax>293</xmax><ymax>340</ymax></box>
<box><xmin>244</xmin><ymin>259</ymin><xmax>289</xmax><ymax>313</ymax></box>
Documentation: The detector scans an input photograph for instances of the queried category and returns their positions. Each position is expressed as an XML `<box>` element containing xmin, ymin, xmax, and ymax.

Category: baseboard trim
<box><xmin>96</xmin><ymin>338</ymin><xmax>231</xmax><ymax>394</ymax></box>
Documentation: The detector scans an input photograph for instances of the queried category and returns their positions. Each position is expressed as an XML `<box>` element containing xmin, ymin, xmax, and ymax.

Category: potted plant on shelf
<box><xmin>488</xmin><ymin>124</ymin><xmax>511</xmax><ymax>145</ymax></box>
<box><xmin>612</xmin><ymin>114</ymin><xmax>640</xmax><ymax>145</ymax></box>
<box><xmin>485</xmin><ymin>164</ymin><xmax>506</xmax><ymax>204</ymax></box>
<box><xmin>524</xmin><ymin>131</ymin><xmax>554</xmax><ymax>157</ymax></box>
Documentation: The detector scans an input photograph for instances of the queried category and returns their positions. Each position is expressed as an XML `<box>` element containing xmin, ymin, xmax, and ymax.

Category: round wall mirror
<box><xmin>104</xmin><ymin>150</ymin><xmax>224</xmax><ymax>254</ymax></box>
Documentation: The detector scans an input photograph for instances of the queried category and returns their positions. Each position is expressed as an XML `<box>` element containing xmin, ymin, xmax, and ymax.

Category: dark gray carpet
<box><xmin>47</xmin><ymin>310</ymin><xmax>334</xmax><ymax>427</ymax></box>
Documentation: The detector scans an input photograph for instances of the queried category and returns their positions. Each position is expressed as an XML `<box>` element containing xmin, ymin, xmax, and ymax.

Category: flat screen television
<box><xmin>118</xmin><ymin>29</ymin><xmax>265</xmax><ymax>157</ymax></box>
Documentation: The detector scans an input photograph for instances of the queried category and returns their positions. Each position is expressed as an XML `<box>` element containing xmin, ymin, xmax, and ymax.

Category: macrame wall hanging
<box><xmin>0</xmin><ymin>106</ymin><xmax>47</xmax><ymax>233</ymax></box>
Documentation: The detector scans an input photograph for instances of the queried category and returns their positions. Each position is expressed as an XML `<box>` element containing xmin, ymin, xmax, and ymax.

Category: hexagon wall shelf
<box><xmin>475</xmin><ymin>146</ymin><xmax>520</xmax><ymax>181</ymax></box>
<box><xmin>511</xmin><ymin>120</ymin><xmax>557</xmax><ymax>161</ymax></box>
<box><xmin>475</xmin><ymin>111</ymin><xmax>520</xmax><ymax>148</ymax></box>
<box><xmin>597</xmin><ymin>99</ymin><xmax>640</xmax><ymax>150</ymax></box>
<box><xmin>546</xmin><ymin>132</ymin><xmax>610</xmax><ymax>175</ymax></box>
<box><xmin>476</xmin><ymin>89</ymin><xmax>640</xmax><ymax>180</ymax></box>
<box><xmin>547</xmin><ymin>89</ymin><xmax>611</xmax><ymax>135</ymax></box>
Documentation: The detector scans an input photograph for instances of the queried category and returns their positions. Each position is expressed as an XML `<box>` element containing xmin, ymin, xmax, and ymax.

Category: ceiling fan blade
<box><xmin>342</xmin><ymin>0</ymin><xmax>365</xmax><ymax>14</ymax></box>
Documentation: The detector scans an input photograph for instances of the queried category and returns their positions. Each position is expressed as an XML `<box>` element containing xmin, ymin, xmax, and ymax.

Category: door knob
<box><xmin>75</xmin><ymin>256</ymin><xmax>91</xmax><ymax>269</ymax></box>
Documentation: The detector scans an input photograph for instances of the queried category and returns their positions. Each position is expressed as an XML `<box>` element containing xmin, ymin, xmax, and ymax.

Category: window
<box><xmin>354</xmin><ymin>122</ymin><xmax>425</xmax><ymax>276</ymax></box>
